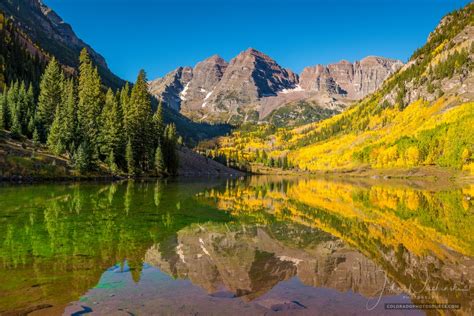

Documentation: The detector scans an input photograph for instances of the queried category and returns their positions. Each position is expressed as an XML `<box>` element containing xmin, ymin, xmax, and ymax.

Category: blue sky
<box><xmin>44</xmin><ymin>0</ymin><xmax>471</xmax><ymax>82</ymax></box>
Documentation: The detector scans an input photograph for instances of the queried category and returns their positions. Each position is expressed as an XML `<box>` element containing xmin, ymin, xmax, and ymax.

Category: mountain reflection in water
<box><xmin>0</xmin><ymin>177</ymin><xmax>472</xmax><ymax>315</ymax></box>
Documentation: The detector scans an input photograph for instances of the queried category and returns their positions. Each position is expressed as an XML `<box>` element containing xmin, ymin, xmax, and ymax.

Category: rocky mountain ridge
<box><xmin>149</xmin><ymin>49</ymin><xmax>402</xmax><ymax>125</ymax></box>
<box><xmin>0</xmin><ymin>0</ymin><xmax>125</xmax><ymax>89</ymax></box>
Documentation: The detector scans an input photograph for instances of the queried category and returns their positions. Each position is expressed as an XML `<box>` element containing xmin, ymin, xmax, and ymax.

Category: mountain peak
<box><xmin>245</xmin><ymin>47</ymin><xmax>261</xmax><ymax>54</ymax></box>
<box><xmin>202</xmin><ymin>54</ymin><xmax>227</xmax><ymax>66</ymax></box>
<box><xmin>240</xmin><ymin>47</ymin><xmax>271</xmax><ymax>59</ymax></box>
<box><xmin>338</xmin><ymin>60</ymin><xmax>352</xmax><ymax>65</ymax></box>
<box><xmin>149</xmin><ymin>50</ymin><xmax>402</xmax><ymax>124</ymax></box>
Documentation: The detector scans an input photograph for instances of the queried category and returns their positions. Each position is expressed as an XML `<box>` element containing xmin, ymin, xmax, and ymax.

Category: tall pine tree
<box><xmin>127</xmin><ymin>70</ymin><xmax>153</xmax><ymax>172</ymax></box>
<box><xmin>163</xmin><ymin>123</ymin><xmax>179</xmax><ymax>175</ymax></box>
<box><xmin>17</xmin><ymin>82</ymin><xmax>28</xmax><ymax>135</ymax></box>
<box><xmin>0</xmin><ymin>91</ymin><xmax>9</xmax><ymax>130</ymax></box>
<box><xmin>126</xmin><ymin>138</ymin><xmax>135</xmax><ymax>176</ymax></box>
<box><xmin>25</xmin><ymin>84</ymin><xmax>35</xmax><ymax>138</ymax></box>
<box><xmin>47</xmin><ymin>103</ymin><xmax>65</xmax><ymax>154</ymax></box>
<box><xmin>37</xmin><ymin>58</ymin><xmax>63</xmax><ymax>140</ymax></box>
<box><xmin>120</xmin><ymin>82</ymin><xmax>131</xmax><ymax>133</ymax></box>
<box><xmin>7</xmin><ymin>81</ymin><xmax>22</xmax><ymax>138</ymax></box>
<box><xmin>77</xmin><ymin>48</ymin><xmax>103</xmax><ymax>160</ymax></box>
<box><xmin>99</xmin><ymin>88</ymin><xmax>123</xmax><ymax>168</ymax></box>
<box><xmin>152</xmin><ymin>99</ymin><xmax>165</xmax><ymax>147</ymax></box>
<box><xmin>47</xmin><ymin>79</ymin><xmax>77</xmax><ymax>155</ymax></box>
<box><xmin>62</xmin><ymin>79</ymin><xmax>78</xmax><ymax>154</ymax></box>
<box><xmin>154</xmin><ymin>144</ymin><xmax>165</xmax><ymax>175</ymax></box>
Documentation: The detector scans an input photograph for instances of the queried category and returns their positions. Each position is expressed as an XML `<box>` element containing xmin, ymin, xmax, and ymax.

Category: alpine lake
<box><xmin>0</xmin><ymin>176</ymin><xmax>472</xmax><ymax>315</ymax></box>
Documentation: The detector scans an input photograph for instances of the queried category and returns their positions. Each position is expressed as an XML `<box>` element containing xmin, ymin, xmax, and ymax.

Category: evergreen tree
<box><xmin>120</xmin><ymin>82</ymin><xmax>131</xmax><ymax>133</ymax></box>
<box><xmin>27</xmin><ymin>115</ymin><xmax>35</xmax><ymax>138</ymax></box>
<box><xmin>47</xmin><ymin>79</ymin><xmax>77</xmax><ymax>156</ymax></box>
<box><xmin>396</xmin><ymin>83</ymin><xmax>406</xmax><ymax>110</ymax></box>
<box><xmin>7</xmin><ymin>82</ymin><xmax>22</xmax><ymax>138</ymax></box>
<box><xmin>154</xmin><ymin>100</ymin><xmax>165</xmax><ymax>131</ymax></box>
<box><xmin>99</xmin><ymin>88</ymin><xmax>123</xmax><ymax>162</ymax></box>
<box><xmin>74</xmin><ymin>141</ymin><xmax>92</xmax><ymax>173</ymax></box>
<box><xmin>126</xmin><ymin>138</ymin><xmax>135</xmax><ymax>175</ymax></box>
<box><xmin>127</xmin><ymin>70</ymin><xmax>153</xmax><ymax>172</ymax></box>
<box><xmin>37</xmin><ymin>58</ymin><xmax>63</xmax><ymax>140</ymax></box>
<box><xmin>62</xmin><ymin>79</ymin><xmax>77</xmax><ymax>154</ymax></box>
<box><xmin>152</xmin><ymin>100</ymin><xmax>165</xmax><ymax>147</ymax></box>
<box><xmin>106</xmin><ymin>151</ymin><xmax>118</xmax><ymax>173</ymax></box>
<box><xmin>77</xmin><ymin>48</ymin><xmax>103</xmax><ymax>159</ymax></box>
<box><xmin>0</xmin><ymin>92</ymin><xmax>8</xmax><ymax>129</ymax></box>
<box><xmin>154</xmin><ymin>145</ymin><xmax>165</xmax><ymax>175</ymax></box>
<box><xmin>163</xmin><ymin>123</ymin><xmax>179</xmax><ymax>175</ymax></box>
<box><xmin>47</xmin><ymin>104</ymin><xmax>65</xmax><ymax>155</ymax></box>
<box><xmin>25</xmin><ymin>84</ymin><xmax>35</xmax><ymax>138</ymax></box>
<box><xmin>32</xmin><ymin>127</ymin><xmax>40</xmax><ymax>145</ymax></box>
<box><xmin>17</xmin><ymin>82</ymin><xmax>28</xmax><ymax>134</ymax></box>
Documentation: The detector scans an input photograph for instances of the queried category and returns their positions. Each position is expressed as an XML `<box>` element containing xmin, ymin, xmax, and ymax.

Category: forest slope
<box><xmin>0</xmin><ymin>130</ymin><xmax>241</xmax><ymax>181</ymax></box>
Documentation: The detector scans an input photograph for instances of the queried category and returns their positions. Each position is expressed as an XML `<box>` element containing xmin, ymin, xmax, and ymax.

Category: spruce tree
<box><xmin>25</xmin><ymin>84</ymin><xmax>35</xmax><ymax>138</ymax></box>
<box><xmin>17</xmin><ymin>82</ymin><xmax>28</xmax><ymax>134</ymax></box>
<box><xmin>163</xmin><ymin>123</ymin><xmax>179</xmax><ymax>175</ymax></box>
<box><xmin>106</xmin><ymin>151</ymin><xmax>118</xmax><ymax>173</ymax></box>
<box><xmin>74</xmin><ymin>141</ymin><xmax>92</xmax><ymax>173</ymax></box>
<box><xmin>120</xmin><ymin>82</ymin><xmax>131</xmax><ymax>132</ymax></box>
<box><xmin>99</xmin><ymin>88</ymin><xmax>123</xmax><ymax>162</ymax></box>
<box><xmin>154</xmin><ymin>145</ymin><xmax>165</xmax><ymax>175</ymax></box>
<box><xmin>126</xmin><ymin>138</ymin><xmax>135</xmax><ymax>175</ymax></box>
<box><xmin>47</xmin><ymin>79</ymin><xmax>77</xmax><ymax>156</ymax></box>
<box><xmin>37</xmin><ymin>58</ymin><xmax>63</xmax><ymax>140</ymax></box>
<box><xmin>128</xmin><ymin>70</ymin><xmax>153</xmax><ymax>172</ymax></box>
<box><xmin>152</xmin><ymin>100</ymin><xmax>165</xmax><ymax>143</ymax></box>
<box><xmin>0</xmin><ymin>92</ymin><xmax>8</xmax><ymax>130</ymax></box>
<box><xmin>77</xmin><ymin>48</ymin><xmax>103</xmax><ymax>159</ymax></box>
<box><xmin>62</xmin><ymin>79</ymin><xmax>77</xmax><ymax>154</ymax></box>
<box><xmin>47</xmin><ymin>104</ymin><xmax>65</xmax><ymax>155</ymax></box>
<box><xmin>32</xmin><ymin>127</ymin><xmax>40</xmax><ymax>145</ymax></box>
<box><xmin>7</xmin><ymin>82</ymin><xmax>22</xmax><ymax>138</ymax></box>
<box><xmin>27</xmin><ymin>115</ymin><xmax>36</xmax><ymax>138</ymax></box>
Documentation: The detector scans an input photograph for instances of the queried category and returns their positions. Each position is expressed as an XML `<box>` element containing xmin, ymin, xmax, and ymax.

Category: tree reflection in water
<box><xmin>0</xmin><ymin>177</ymin><xmax>472</xmax><ymax>315</ymax></box>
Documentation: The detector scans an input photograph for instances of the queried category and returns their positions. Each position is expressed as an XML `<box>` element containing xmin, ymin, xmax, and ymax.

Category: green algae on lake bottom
<box><xmin>0</xmin><ymin>177</ymin><xmax>473</xmax><ymax>315</ymax></box>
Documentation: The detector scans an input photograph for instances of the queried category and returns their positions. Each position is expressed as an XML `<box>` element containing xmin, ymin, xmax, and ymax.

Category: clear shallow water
<box><xmin>0</xmin><ymin>177</ymin><xmax>472</xmax><ymax>315</ymax></box>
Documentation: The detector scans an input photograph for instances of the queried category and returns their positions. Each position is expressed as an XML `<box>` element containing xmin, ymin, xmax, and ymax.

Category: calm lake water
<box><xmin>0</xmin><ymin>177</ymin><xmax>472</xmax><ymax>315</ymax></box>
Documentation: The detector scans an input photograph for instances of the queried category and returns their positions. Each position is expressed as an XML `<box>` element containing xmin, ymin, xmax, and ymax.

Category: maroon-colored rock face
<box><xmin>300</xmin><ymin>57</ymin><xmax>403</xmax><ymax>99</ymax></box>
<box><xmin>148</xmin><ymin>66</ymin><xmax>193</xmax><ymax>111</ymax></box>
<box><xmin>200</xmin><ymin>48</ymin><xmax>299</xmax><ymax>122</ymax></box>
<box><xmin>180</xmin><ymin>55</ymin><xmax>228</xmax><ymax>111</ymax></box>
<box><xmin>148</xmin><ymin>49</ymin><xmax>402</xmax><ymax>124</ymax></box>
<box><xmin>214</xmin><ymin>48</ymin><xmax>298</xmax><ymax>99</ymax></box>
<box><xmin>149</xmin><ymin>48</ymin><xmax>299</xmax><ymax>122</ymax></box>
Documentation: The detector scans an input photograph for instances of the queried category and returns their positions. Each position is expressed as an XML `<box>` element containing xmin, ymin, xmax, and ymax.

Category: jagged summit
<box><xmin>149</xmin><ymin>50</ymin><xmax>402</xmax><ymax>124</ymax></box>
